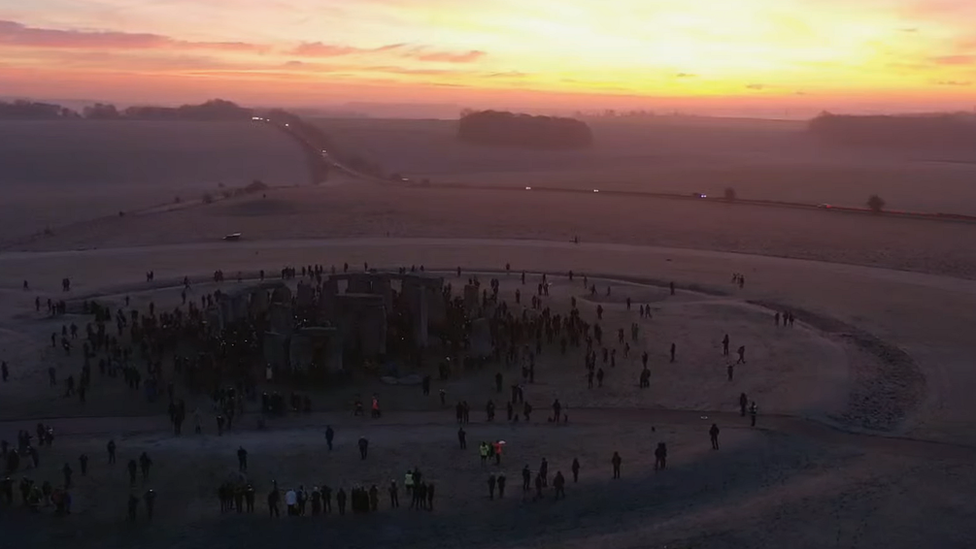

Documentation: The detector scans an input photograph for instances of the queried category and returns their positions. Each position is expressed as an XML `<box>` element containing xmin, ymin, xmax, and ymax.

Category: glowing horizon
<box><xmin>2</xmin><ymin>0</ymin><xmax>975</xmax><ymax>115</ymax></box>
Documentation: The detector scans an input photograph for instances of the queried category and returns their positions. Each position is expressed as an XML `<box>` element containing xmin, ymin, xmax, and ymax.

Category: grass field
<box><xmin>0</xmin><ymin>120</ymin><xmax>307</xmax><ymax>238</ymax></box>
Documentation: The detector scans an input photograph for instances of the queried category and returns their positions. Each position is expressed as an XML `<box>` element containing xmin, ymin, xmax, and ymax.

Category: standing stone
<box><xmin>271</xmin><ymin>286</ymin><xmax>292</xmax><ymax>304</ymax></box>
<box><xmin>250</xmin><ymin>290</ymin><xmax>270</xmax><ymax>316</ymax></box>
<box><xmin>464</xmin><ymin>285</ymin><xmax>479</xmax><ymax>314</ymax></box>
<box><xmin>319</xmin><ymin>278</ymin><xmax>339</xmax><ymax>322</ymax></box>
<box><xmin>269</xmin><ymin>303</ymin><xmax>293</xmax><ymax>336</ymax></box>
<box><xmin>296</xmin><ymin>283</ymin><xmax>314</xmax><ymax>308</ymax></box>
<box><xmin>263</xmin><ymin>332</ymin><xmax>289</xmax><ymax>371</ymax></box>
<box><xmin>337</xmin><ymin>294</ymin><xmax>386</xmax><ymax>357</ymax></box>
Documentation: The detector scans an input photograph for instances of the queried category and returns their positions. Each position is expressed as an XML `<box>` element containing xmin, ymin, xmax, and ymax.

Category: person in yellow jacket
<box><xmin>404</xmin><ymin>471</ymin><xmax>414</xmax><ymax>496</ymax></box>
<box><xmin>479</xmin><ymin>442</ymin><xmax>489</xmax><ymax>467</ymax></box>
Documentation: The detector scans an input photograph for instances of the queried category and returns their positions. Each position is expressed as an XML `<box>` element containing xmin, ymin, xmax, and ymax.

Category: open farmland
<box><xmin>313</xmin><ymin>116</ymin><xmax>976</xmax><ymax>215</ymax></box>
<box><xmin>0</xmin><ymin>120</ymin><xmax>307</xmax><ymax>239</ymax></box>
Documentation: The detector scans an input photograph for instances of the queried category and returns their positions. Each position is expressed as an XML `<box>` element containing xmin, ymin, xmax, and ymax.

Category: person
<box><xmin>337</xmin><ymin>488</ymin><xmax>347</xmax><ymax>515</ymax></box>
<box><xmin>552</xmin><ymin>399</ymin><xmax>562</xmax><ymax>423</ymax></box>
<box><xmin>553</xmin><ymin>471</ymin><xmax>566</xmax><ymax>499</ymax></box>
<box><xmin>127</xmin><ymin>459</ymin><xmax>138</xmax><ymax>485</ymax></box>
<box><xmin>495</xmin><ymin>372</ymin><xmax>503</xmax><ymax>393</ymax></box>
<box><xmin>322</xmin><ymin>485</ymin><xmax>332</xmax><ymax>514</ymax></box>
<box><xmin>326</xmin><ymin>426</ymin><xmax>335</xmax><ymax>451</ymax></box>
<box><xmin>497</xmin><ymin>473</ymin><xmax>506</xmax><ymax>498</ymax></box>
<box><xmin>737</xmin><ymin>345</ymin><xmax>746</xmax><ymax>364</ymax></box>
<box><xmin>723</xmin><ymin>334</ymin><xmax>730</xmax><ymax>356</ymax></box>
<box><xmin>727</xmin><ymin>364</ymin><xmax>734</xmax><ymax>381</ymax></box>
<box><xmin>245</xmin><ymin>484</ymin><xmax>255</xmax><ymax>513</ymax></box>
<box><xmin>285</xmin><ymin>488</ymin><xmax>297</xmax><ymax>516</ymax></box>
<box><xmin>750</xmin><ymin>401</ymin><xmax>758</xmax><ymax>427</ymax></box>
<box><xmin>493</xmin><ymin>440</ymin><xmax>503</xmax><ymax>465</ymax></box>
<box><xmin>311</xmin><ymin>487</ymin><xmax>322</xmax><ymax>515</ymax></box>
<box><xmin>654</xmin><ymin>443</ymin><xmax>667</xmax><ymax>470</ymax></box>
<box><xmin>144</xmin><ymin>489</ymin><xmax>156</xmax><ymax>520</ymax></box>
<box><xmin>404</xmin><ymin>470</ymin><xmax>414</xmax><ymax>498</ymax></box>
<box><xmin>237</xmin><ymin>446</ymin><xmax>248</xmax><ymax>472</ymax></box>
<box><xmin>268</xmin><ymin>486</ymin><xmax>280</xmax><ymax>518</ymax></box>
<box><xmin>62</xmin><ymin>463</ymin><xmax>73</xmax><ymax>488</ymax></box>
<box><xmin>571</xmin><ymin>458</ymin><xmax>580</xmax><ymax>483</ymax></box>
<box><xmin>107</xmin><ymin>439</ymin><xmax>116</xmax><ymax>464</ymax></box>
<box><xmin>139</xmin><ymin>452</ymin><xmax>152</xmax><ymax>481</ymax></box>
<box><xmin>389</xmin><ymin>480</ymin><xmax>399</xmax><ymax>508</ymax></box>
<box><xmin>488</xmin><ymin>474</ymin><xmax>496</xmax><ymax>500</ymax></box>
<box><xmin>369</xmin><ymin>485</ymin><xmax>379</xmax><ymax>512</ymax></box>
<box><xmin>670</xmin><ymin>342</ymin><xmax>676</xmax><ymax>363</ymax></box>
<box><xmin>458</xmin><ymin>427</ymin><xmax>467</xmax><ymax>450</ymax></box>
<box><xmin>710</xmin><ymin>424</ymin><xmax>721</xmax><ymax>450</ymax></box>
<box><xmin>358</xmin><ymin>436</ymin><xmax>369</xmax><ymax>460</ymax></box>
<box><xmin>426</xmin><ymin>482</ymin><xmax>435</xmax><ymax>511</ymax></box>
<box><xmin>611</xmin><ymin>452</ymin><xmax>622</xmax><ymax>479</ymax></box>
<box><xmin>79</xmin><ymin>454</ymin><xmax>88</xmax><ymax>476</ymax></box>
<box><xmin>522</xmin><ymin>465</ymin><xmax>531</xmax><ymax>492</ymax></box>
<box><xmin>128</xmin><ymin>493</ymin><xmax>139</xmax><ymax>521</ymax></box>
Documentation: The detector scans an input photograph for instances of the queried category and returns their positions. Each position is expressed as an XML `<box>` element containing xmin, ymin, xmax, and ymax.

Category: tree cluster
<box><xmin>458</xmin><ymin>110</ymin><xmax>593</xmax><ymax>149</ymax></box>
<box><xmin>808</xmin><ymin>112</ymin><xmax>976</xmax><ymax>148</ymax></box>
<box><xmin>0</xmin><ymin>100</ymin><xmax>79</xmax><ymax>120</ymax></box>
<box><xmin>0</xmin><ymin>99</ymin><xmax>253</xmax><ymax>121</ymax></box>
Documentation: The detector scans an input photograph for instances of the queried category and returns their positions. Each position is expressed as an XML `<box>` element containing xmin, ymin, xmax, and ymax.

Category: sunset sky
<box><xmin>1</xmin><ymin>0</ymin><xmax>975</xmax><ymax>115</ymax></box>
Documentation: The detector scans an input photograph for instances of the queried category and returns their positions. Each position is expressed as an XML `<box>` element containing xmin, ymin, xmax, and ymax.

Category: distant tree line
<box><xmin>0</xmin><ymin>99</ymin><xmax>252</xmax><ymax>121</ymax></box>
<box><xmin>0</xmin><ymin>100</ymin><xmax>80</xmax><ymax>120</ymax></box>
<box><xmin>808</xmin><ymin>112</ymin><xmax>976</xmax><ymax>148</ymax></box>
<box><xmin>458</xmin><ymin>110</ymin><xmax>593</xmax><ymax>149</ymax></box>
<box><xmin>0</xmin><ymin>97</ymin><xmax>386</xmax><ymax>179</ymax></box>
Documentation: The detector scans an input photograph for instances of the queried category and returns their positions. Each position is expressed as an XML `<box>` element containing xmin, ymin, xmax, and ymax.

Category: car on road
<box><xmin>223</xmin><ymin>233</ymin><xmax>242</xmax><ymax>241</ymax></box>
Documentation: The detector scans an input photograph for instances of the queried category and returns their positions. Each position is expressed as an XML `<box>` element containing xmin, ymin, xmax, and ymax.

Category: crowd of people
<box><xmin>0</xmin><ymin>260</ymin><xmax>776</xmax><ymax>526</ymax></box>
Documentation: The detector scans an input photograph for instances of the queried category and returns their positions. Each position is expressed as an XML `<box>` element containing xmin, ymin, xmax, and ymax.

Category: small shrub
<box><xmin>202</xmin><ymin>193</ymin><xmax>214</xmax><ymax>204</ymax></box>
<box><xmin>245</xmin><ymin>180</ymin><xmax>268</xmax><ymax>193</ymax></box>
<box><xmin>724</xmin><ymin>187</ymin><xmax>737</xmax><ymax>201</ymax></box>
<box><xmin>867</xmin><ymin>194</ymin><xmax>885</xmax><ymax>213</ymax></box>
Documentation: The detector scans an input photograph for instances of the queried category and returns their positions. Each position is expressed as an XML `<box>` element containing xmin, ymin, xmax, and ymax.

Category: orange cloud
<box><xmin>290</xmin><ymin>41</ymin><xmax>486</xmax><ymax>63</ymax></box>
<box><xmin>931</xmin><ymin>54</ymin><xmax>976</xmax><ymax>65</ymax></box>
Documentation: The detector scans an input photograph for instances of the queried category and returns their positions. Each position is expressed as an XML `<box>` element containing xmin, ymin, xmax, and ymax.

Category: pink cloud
<box><xmin>289</xmin><ymin>42</ymin><xmax>400</xmax><ymax>57</ymax></box>
<box><xmin>0</xmin><ymin>20</ymin><xmax>266</xmax><ymax>52</ymax></box>
<box><xmin>414</xmin><ymin>49</ymin><xmax>485</xmax><ymax>63</ymax></box>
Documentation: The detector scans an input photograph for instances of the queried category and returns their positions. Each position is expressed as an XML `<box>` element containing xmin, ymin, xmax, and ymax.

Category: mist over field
<box><xmin>0</xmin><ymin>120</ymin><xmax>306</xmax><ymax>237</ymax></box>
<box><xmin>314</xmin><ymin>116</ymin><xmax>976</xmax><ymax>215</ymax></box>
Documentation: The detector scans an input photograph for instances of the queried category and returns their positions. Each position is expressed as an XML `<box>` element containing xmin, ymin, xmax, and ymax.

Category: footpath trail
<box><xmin>4</xmin><ymin>407</ymin><xmax>974</xmax><ymax>462</ymax></box>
